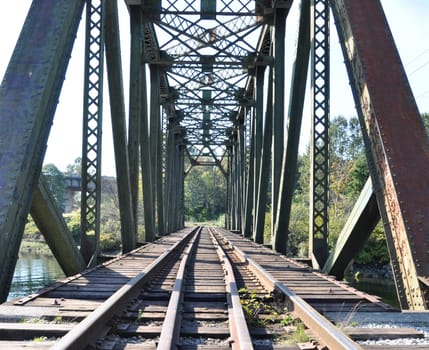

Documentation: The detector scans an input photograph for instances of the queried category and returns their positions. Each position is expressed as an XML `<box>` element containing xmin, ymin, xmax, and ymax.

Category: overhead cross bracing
<box><xmin>132</xmin><ymin>0</ymin><xmax>277</xmax><ymax>170</ymax></box>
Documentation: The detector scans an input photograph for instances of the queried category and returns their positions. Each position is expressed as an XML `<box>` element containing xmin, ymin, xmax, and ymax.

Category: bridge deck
<box><xmin>0</xmin><ymin>227</ymin><xmax>394</xmax><ymax>327</ymax></box>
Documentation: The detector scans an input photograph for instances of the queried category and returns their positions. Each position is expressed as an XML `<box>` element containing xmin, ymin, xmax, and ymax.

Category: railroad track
<box><xmin>53</xmin><ymin>226</ymin><xmax>281</xmax><ymax>349</ymax></box>
<box><xmin>0</xmin><ymin>227</ymin><xmax>427</xmax><ymax>349</ymax></box>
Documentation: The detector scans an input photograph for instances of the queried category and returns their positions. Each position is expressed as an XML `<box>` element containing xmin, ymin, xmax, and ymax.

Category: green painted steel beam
<box><xmin>254</xmin><ymin>67</ymin><xmax>274</xmax><ymax>244</ymax></box>
<box><xmin>271</xmin><ymin>7</ymin><xmax>287</xmax><ymax>230</ymax></box>
<box><xmin>309</xmin><ymin>0</ymin><xmax>330</xmax><ymax>269</ymax></box>
<box><xmin>80</xmin><ymin>0</ymin><xmax>105</xmax><ymax>265</ymax></box>
<box><xmin>104</xmin><ymin>0</ymin><xmax>136</xmax><ymax>251</ymax></box>
<box><xmin>323</xmin><ymin>178</ymin><xmax>379</xmax><ymax>279</ymax></box>
<box><xmin>128</xmin><ymin>6</ymin><xmax>142</xmax><ymax>237</ymax></box>
<box><xmin>150</xmin><ymin>64</ymin><xmax>165</xmax><ymax>235</ymax></box>
<box><xmin>253</xmin><ymin>67</ymin><xmax>265</xmax><ymax>236</ymax></box>
<box><xmin>139</xmin><ymin>34</ymin><xmax>155</xmax><ymax>242</ymax></box>
<box><xmin>243</xmin><ymin>111</ymin><xmax>255</xmax><ymax>238</ymax></box>
<box><xmin>31</xmin><ymin>176</ymin><xmax>86</xmax><ymax>275</ymax></box>
<box><xmin>0</xmin><ymin>0</ymin><xmax>85</xmax><ymax>303</ymax></box>
<box><xmin>273</xmin><ymin>0</ymin><xmax>311</xmax><ymax>254</ymax></box>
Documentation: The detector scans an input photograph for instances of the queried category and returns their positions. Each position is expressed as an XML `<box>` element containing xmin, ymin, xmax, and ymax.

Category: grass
<box><xmin>238</xmin><ymin>287</ymin><xmax>313</xmax><ymax>345</ymax></box>
<box><xmin>238</xmin><ymin>288</ymin><xmax>291</xmax><ymax>327</ymax></box>
<box><xmin>289</xmin><ymin>322</ymin><xmax>309</xmax><ymax>343</ymax></box>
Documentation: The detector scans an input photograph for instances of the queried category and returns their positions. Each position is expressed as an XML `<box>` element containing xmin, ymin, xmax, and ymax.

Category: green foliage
<box><xmin>99</xmin><ymin>232</ymin><xmax>121</xmax><ymax>252</ymax></box>
<box><xmin>280</xmin><ymin>313</ymin><xmax>294</xmax><ymax>326</ymax></box>
<box><xmin>288</xmin><ymin>200</ymin><xmax>309</xmax><ymax>257</ymax></box>
<box><xmin>65</xmin><ymin>157</ymin><xmax>82</xmax><ymax>175</ymax></box>
<box><xmin>287</xmin><ymin>115</ymin><xmax>390</xmax><ymax>265</ymax></box>
<box><xmin>421</xmin><ymin>113</ymin><xmax>429</xmax><ymax>137</ymax></box>
<box><xmin>348</xmin><ymin>152</ymin><xmax>369</xmax><ymax>197</ymax></box>
<box><xmin>33</xmin><ymin>337</ymin><xmax>46</xmax><ymax>343</ymax></box>
<box><xmin>290</xmin><ymin>322</ymin><xmax>309</xmax><ymax>343</ymax></box>
<box><xmin>42</xmin><ymin>163</ymin><xmax>66</xmax><ymax>212</ymax></box>
<box><xmin>238</xmin><ymin>288</ymin><xmax>289</xmax><ymax>327</ymax></box>
<box><xmin>63</xmin><ymin>210</ymin><xmax>81</xmax><ymax>242</ymax></box>
<box><xmin>355</xmin><ymin>224</ymin><xmax>390</xmax><ymax>264</ymax></box>
<box><xmin>184</xmin><ymin>165</ymin><xmax>226</xmax><ymax>222</ymax></box>
<box><xmin>23</xmin><ymin>216</ymin><xmax>40</xmax><ymax>239</ymax></box>
<box><xmin>263</xmin><ymin>210</ymin><xmax>271</xmax><ymax>244</ymax></box>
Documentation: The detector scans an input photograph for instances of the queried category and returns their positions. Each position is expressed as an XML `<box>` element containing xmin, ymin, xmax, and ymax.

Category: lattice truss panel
<box><xmin>144</xmin><ymin>0</ymin><xmax>267</xmax><ymax>165</ymax></box>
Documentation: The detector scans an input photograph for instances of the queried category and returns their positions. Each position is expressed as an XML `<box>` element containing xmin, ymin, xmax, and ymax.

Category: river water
<box><xmin>8</xmin><ymin>253</ymin><xmax>65</xmax><ymax>301</ymax></box>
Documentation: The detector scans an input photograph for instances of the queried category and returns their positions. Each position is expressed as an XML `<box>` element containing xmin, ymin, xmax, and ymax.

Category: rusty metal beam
<box><xmin>330</xmin><ymin>0</ymin><xmax>429</xmax><ymax>309</ymax></box>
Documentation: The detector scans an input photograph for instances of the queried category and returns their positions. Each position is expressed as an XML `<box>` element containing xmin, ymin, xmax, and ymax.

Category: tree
<box><xmin>42</xmin><ymin>163</ymin><xmax>66</xmax><ymax>212</ymax></box>
<box><xmin>184</xmin><ymin>164</ymin><xmax>226</xmax><ymax>222</ymax></box>
<box><xmin>65</xmin><ymin>157</ymin><xmax>82</xmax><ymax>175</ymax></box>
<box><xmin>421</xmin><ymin>113</ymin><xmax>429</xmax><ymax>137</ymax></box>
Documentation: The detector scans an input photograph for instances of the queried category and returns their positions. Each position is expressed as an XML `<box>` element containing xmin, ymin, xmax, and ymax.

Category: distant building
<box><xmin>64</xmin><ymin>174</ymin><xmax>81</xmax><ymax>213</ymax></box>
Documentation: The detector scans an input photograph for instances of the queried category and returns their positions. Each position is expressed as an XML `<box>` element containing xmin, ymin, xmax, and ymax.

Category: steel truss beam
<box><xmin>104</xmin><ymin>0</ymin><xmax>136</xmax><ymax>251</ymax></box>
<box><xmin>31</xmin><ymin>176</ymin><xmax>86</xmax><ymax>275</ymax></box>
<box><xmin>273</xmin><ymin>0</ymin><xmax>311</xmax><ymax>254</ymax></box>
<box><xmin>254</xmin><ymin>66</ymin><xmax>274</xmax><ymax>244</ymax></box>
<box><xmin>80</xmin><ymin>0</ymin><xmax>105</xmax><ymax>265</ymax></box>
<box><xmin>271</xmin><ymin>5</ymin><xmax>287</xmax><ymax>232</ymax></box>
<box><xmin>323</xmin><ymin>178</ymin><xmax>380</xmax><ymax>279</ymax></box>
<box><xmin>330</xmin><ymin>0</ymin><xmax>429</xmax><ymax>309</ymax></box>
<box><xmin>0</xmin><ymin>0</ymin><xmax>85</xmax><ymax>302</ymax></box>
<box><xmin>309</xmin><ymin>0</ymin><xmax>330</xmax><ymax>269</ymax></box>
<box><xmin>136</xmin><ymin>0</ymin><xmax>271</xmax><ymax>176</ymax></box>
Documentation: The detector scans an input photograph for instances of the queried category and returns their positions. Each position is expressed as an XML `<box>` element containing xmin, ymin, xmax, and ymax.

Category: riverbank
<box><xmin>345</xmin><ymin>263</ymin><xmax>398</xmax><ymax>308</ymax></box>
<box><xmin>19</xmin><ymin>240</ymin><xmax>52</xmax><ymax>255</ymax></box>
<box><xmin>346</xmin><ymin>262</ymin><xmax>394</xmax><ymax>281</ymax></box>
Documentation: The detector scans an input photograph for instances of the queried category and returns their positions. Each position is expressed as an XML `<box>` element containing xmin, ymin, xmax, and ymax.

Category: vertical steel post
<box><xmin>177</xmin><ymin>142</ymin><xmax>185</xmax><ymax>229</ymax></box>
<box><xmin>309</xmin><ymin>0</ymin><xmax>330</xmax><ymax>269</ymax></box>
<box><xmin>253</xmin><ymin>67</ymin><xmax>265</xmax><ymax>237</ymax></box>
<box><xmin>149</xmin><ymin>65</ymin><xmax>165</xmax><ymax>234</ymax></box>
<box><xmin>231</xmin><ymin>139</ymin><xmax>237</xmax><ymax>230</ymax></box>
<box><xmin>243</xmin><ymin>109</ymin><xmax>255</xmax><ymax>237</ymax></box>
<box><xmin>150</xmin><ymin>65</ymin><xmax>159</xmax><ymax>228</ymax></box>
<box><xmin>226</xmin><ymin>146</ymin><xmax>232</xmax><ymax>229</ymax></box>
<box><xmin>128</xmin><ymin>6</ymin><xmax>141</xmax><ymax>237</ymax></box>
<box><xmin>156</xmin><ymin>106</ymin><xmax>165</xmax><ymax>235</ymax></box>
<box><xmin>273</xmin><ymin>0</ymin><xmax>311</xmax><ymax>254</ymax></box>
<box><xmin>235</xmin><ymin>133</ymin><xmax>242</xmax><ymax>231</ymax></box>
<box><xmin>272</xmin><ymin>7</ymin><xmax>287</xmax><ymax>232</ymax></box>
<box><xmin>239</xmin><ymin>121</ymin><xmax>246</xmax><ymax>232</ymax></box>
<box><xmin>104</xmin><ymin>0</ymin><xmax>136</xmax><ymax>252</ymax></box>
<box><xmin>164</xmin><ymin>125</ymin><xmax>171</xmax><ymax>233</ymax></box>
<box><xmin>139</xmin><ymin>12</ymin><xmax>155</xmax><ymax>241</ymax></box>
<box><xmin>80</xmin><ymin>0</ymin><xmax>104</xmax><ymax>265</ymax></box>
<box><xmin>254</xmin><ymin>66</ymin><xmax>274</xmax><ymax>243</ymax></box>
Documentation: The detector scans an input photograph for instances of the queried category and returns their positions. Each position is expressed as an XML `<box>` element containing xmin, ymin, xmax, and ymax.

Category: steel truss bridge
<box><xmin>0</xmin><ymin>0</ymin><xmax>428</xmax><ymax>312</ymax></box>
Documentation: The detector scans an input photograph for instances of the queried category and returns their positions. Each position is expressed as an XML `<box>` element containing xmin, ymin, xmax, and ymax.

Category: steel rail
<box><xmin>157</xmin><ymin>227</ymin><xmax>202</xmax><ymax>349</ymax></box>
<box><xmin>212</xmin><ymin>228</ymin><xmax>364</xmax><ymax>350</ymax></box>
<box><xmin>50</xmin><ymin>227</ymin><xmax>199</xmax><ymax>350</ymax></box>
<box><xmin>209</xmin><ymin>227</ymin><xmax>254</xmax><ymax>350</ymax></box>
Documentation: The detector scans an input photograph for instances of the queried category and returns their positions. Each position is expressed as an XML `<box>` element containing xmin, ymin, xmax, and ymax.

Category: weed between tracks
<box><xmin>238</xmin><ymin>287</ymin><xmax>309</xmax><ymax>344</ymax></box>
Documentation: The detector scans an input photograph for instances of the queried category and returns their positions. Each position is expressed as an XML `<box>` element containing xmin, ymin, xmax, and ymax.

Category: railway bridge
<box><xmin>1</xmin><ymin>0</ymin><xmax>429</xmax><ymax>324</ymax></box>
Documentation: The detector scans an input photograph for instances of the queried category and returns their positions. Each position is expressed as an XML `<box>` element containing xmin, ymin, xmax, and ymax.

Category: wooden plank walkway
<box><xmin>0</xmin><ymin>229</ymin><xmax>194</xmax><ymax>322</ymax></box>
<box><xmin>0</xmin><ymin>227</ymin><xmax>395</xmax><ymax>326</ymax></box>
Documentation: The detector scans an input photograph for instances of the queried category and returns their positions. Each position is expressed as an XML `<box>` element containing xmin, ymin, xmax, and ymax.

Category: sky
<box><xmin>1</xmin><ymin>1</ymin><xmax>428</xmax><ymax>176</ymax></box>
